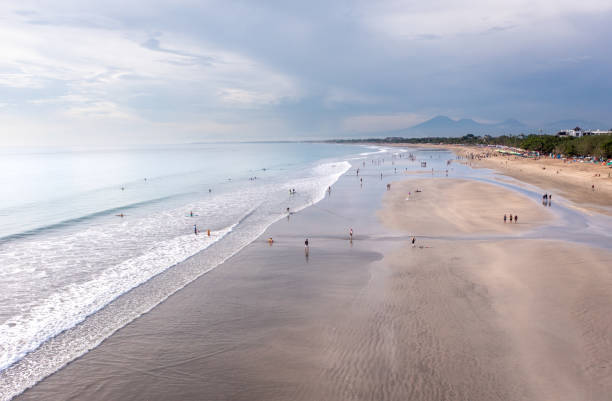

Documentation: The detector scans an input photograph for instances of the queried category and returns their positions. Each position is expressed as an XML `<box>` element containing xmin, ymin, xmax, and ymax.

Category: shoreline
<box><xmin>14</xmin><ymin>148</ymin><xmax>612</xmax><ymax>401</ymax></box>
<box><xmin>0</xmin><ymin>159</ymin><xmax>353</xmax><ymax>401</ymax></box>
<box><xmin>390</xmin><ymin>143</ymin><xmax>612</xmax><ymax>216</ymax></box>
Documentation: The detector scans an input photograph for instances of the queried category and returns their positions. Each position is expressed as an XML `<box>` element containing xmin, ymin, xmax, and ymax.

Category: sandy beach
<box><xmin>445</xmin><ymin>144</ymin><xmax>612</xmax><ymax>216</ymax></box>
<box><xmin>15</xmin><ymin>153</ymin><xmax>612</xmax><ymax>401</ymax></box>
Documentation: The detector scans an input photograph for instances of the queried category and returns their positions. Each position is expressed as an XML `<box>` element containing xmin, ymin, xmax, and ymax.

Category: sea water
<box><xmin>0</xmin><ymin>142</ymin><xmax>375</xmax><ymax>399</ymax></box>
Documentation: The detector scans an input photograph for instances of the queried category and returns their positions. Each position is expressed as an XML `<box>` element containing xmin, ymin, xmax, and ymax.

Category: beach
<box><xmin>13</xmin><ymin>149</ymin><xmax>612</xmax><ymax>401</ymax></box>
<box><xmin>445</xmin><ymin>144</ymin><xmax>612</xmax><ymax>216</ymax></box>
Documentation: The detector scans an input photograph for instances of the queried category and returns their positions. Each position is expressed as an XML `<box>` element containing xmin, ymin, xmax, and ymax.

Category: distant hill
<box><xmin>381</xmin><ymin>115</ymin><xmax>608</xmax><ymax>137</ymax></box>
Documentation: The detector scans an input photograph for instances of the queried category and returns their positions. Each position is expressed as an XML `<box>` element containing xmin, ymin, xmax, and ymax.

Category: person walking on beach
<box><xmin>514</xmin><ymin>215</ymin><xmax>518</xmax><ymax>223</ymax></box>
<box><xmin>349</xmin><ymin>228</ymin><xmax>353</xmax><ymax>240</ymax></box>
<box><xmin>504</xmin><ymin>214</ymin><xmax>507</xmax><ymax>223</ymax></box>
<box><xmin>509</xmin><ymin>214</ymin><xmax>513</xmax><ymax>222</ymax></box>
<box><xmin>194</xmin><ymin>224</ymin><xmax>198</xmax><ymax>235</ymax></box>
<box><xmin>304</xmin><ymin>238</ymin><xmax>309</xmax><ymax>255</ymax></box>
<box><xmin>411</xmin><ymin>236</ymin><xmax>416</xmax><ymax>247</ymax></box>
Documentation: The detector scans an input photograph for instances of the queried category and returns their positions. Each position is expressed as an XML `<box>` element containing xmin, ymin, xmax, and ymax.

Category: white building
<box><xmin>588</xmin><ymin>129</ymin><xmax>612</xmax><ymax>136</ymax></box>
<box><xmin>556</xmin><ymin>129</ymin><xmax>611</xmax><ymax>137</ymax></box>
<box><xmin>556</xmin><ymin>129</ymin><xmax>581</xmax><ymax>137</ymax></box>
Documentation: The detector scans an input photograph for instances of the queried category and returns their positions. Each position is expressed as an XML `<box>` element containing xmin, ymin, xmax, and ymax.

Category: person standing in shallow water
<box><xmin>411</xmin><ymin>236</ymin><xmax>416</xmax><ymax>247</ymax></box>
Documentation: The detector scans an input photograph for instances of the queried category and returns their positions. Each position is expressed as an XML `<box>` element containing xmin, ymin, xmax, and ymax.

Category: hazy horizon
<box><xmin>1</xmin><ymin>1</ymin><xmax>611</xmax><ymax>146</ymax></box>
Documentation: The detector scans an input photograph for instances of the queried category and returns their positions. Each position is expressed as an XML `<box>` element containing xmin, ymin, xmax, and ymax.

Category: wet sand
<box><xmin>379</xmin><ymin>179</ymin><xmax>612</xmax><ymax>400</ymax></box>
<box><xmin>16</xmin><ymin>172</ymin><xmax>612</xmax><ymax>400</ymax></box>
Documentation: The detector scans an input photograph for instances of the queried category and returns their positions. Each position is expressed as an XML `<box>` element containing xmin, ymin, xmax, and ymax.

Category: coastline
<box><xmin>14</xmin><ymin>149</ymin><xmax>612</xmax><ymax>401</ymax></box>
<box><xmin>402</xmin><ymin>143</ymin><xmax>612</xmax><ymax>216</ymax></box>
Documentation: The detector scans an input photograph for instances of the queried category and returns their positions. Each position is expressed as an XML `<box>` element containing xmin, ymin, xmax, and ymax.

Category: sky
<box><xmin>1</xmin><ymin>0</ymin><xmax>611</xmax><ymax>146</ymax></box>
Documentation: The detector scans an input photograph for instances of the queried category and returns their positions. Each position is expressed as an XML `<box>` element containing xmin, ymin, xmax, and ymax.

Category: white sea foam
<box><xmin>0</xmin><ymin>225</ymin><xmax>234</xmax><ymax>371</ymax></box>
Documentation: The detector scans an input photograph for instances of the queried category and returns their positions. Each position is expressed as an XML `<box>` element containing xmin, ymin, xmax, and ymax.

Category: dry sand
<box><xmin>379</xmin><ymin>178</ymin><xmax>553</xmax><ymax>236</ymax></box>
<box><xmin>446</xmin><ymin>145</ymin><xmax>612</xmax><ymax>216</ymax></box>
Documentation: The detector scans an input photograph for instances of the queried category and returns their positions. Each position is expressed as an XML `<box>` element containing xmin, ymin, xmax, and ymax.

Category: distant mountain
<box><xmin>386</xmin><ymin>115</ymin><xmax>609</xmax><ymax>137</ymax></box>
<box><xmin>404</xmin><ymin>115</ymin><xmax>531</xmax><ymax>136</ymax></box>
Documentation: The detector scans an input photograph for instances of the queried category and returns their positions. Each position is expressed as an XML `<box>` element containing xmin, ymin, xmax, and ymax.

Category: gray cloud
<box><xmin>1</xmin><ymin>0</ymin><xmax>612</xmax><ymax>146</ymax></box>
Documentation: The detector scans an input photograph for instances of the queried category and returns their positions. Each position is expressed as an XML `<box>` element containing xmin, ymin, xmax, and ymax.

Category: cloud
<box><xmin>342</xmin><ymin>113</ymin><xmax>426</xmax><ymax>134</ymax></box>
<box><xmin>140</xmin><ymin>37</ymin><xmax>215</xmax><ymax>66</ymax></box>
<box><xmin>0</xmin><ymin>3</ymin><xmax>301</xmax><ymax>143</ymax></box>
<box><xmin>0</xmin><ymin>0</ymin><xmax>612</xmax><ymax>145</ymax></box>
<box><xmin>324</xmin><ymin>88</ymin><xmax>384</xmax><ymax>108</ymax></box>
<box><xmin>361</xmin><ymin>0</ymin><xmax>612</xmax><ymax>39</ymax></box>
<box><xmin>217</xmin><ymin>88</ymin><xmax>281</xmax><ymax>107</ymax></box>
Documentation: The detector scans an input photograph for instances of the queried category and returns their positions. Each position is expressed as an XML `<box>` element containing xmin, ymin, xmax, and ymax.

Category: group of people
<box><xmin>503</xmin><ymin>214</ymin><xmax>518</xmax><ymax>223</ymax></box>
<box><xmin>193</xmin><ymin>224</ymin><xmax>211</xmax><ymax>236</ymax></box>
<box><xmin>542</xmin><ymin>193</ymin><xmax>552</xmax><ymax>206</ymax></box>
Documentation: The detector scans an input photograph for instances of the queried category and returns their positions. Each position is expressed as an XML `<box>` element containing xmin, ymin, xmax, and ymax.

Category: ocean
<box><xmin>0</xmin><ymin>142</ymin><xmax>378</xmax><ymax>399</ymax></box>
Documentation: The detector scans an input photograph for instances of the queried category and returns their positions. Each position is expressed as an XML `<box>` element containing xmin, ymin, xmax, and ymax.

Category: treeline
<box><xmin>330</xmin><ymin>134</ymin><xmax>612</xmax><ymax>158</ymax></box>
